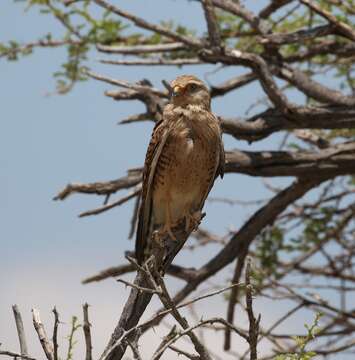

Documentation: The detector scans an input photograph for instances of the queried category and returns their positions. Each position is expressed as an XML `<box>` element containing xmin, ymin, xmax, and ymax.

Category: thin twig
<box><xmin>96</xmin><ymin>42</ymin><xmax>186</xmax><ymax>54</ymax></box>
<box><xmin>0</xmin><ymin>351</ymin><xmax>36</xmax><ymax>360</ymax></box>
<box><xmin>245</xmin><ymin>259</ymin><xmax>260</xmax><ymax>360</ymax></box>
<box><xmin>99</xmin><ymin>58</ymin><xmax>202</xmax><ymax>66</ymax></box>
<box><xmin>78</xmin><ymin>188</ymin><xmax>141</xmax><ymax>218</ymax></box>
<box><xmin>66</xmin><ymin>316</ymin><xmax>81</xmax><ymax>360</ymax></box>
<box><xmin>168</xmin><ymin>345</ymin><xmax>199</xmax><ymax>360</ymax></box>
<box><xmin>52</xmin><ymin>307</ymin><xmax>59</xmax><ymax>360</ymax></box>
<box><xmin>116</xmin><ymin>278</ymin><xmax>161</xmax><ymax>294</ymax></box>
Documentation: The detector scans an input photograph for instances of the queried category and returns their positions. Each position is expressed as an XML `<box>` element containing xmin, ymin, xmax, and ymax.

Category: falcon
<box><xmin>136</xmin><ymin>75</ymin><xmax>224</xmax><ymax>264</ymax></box>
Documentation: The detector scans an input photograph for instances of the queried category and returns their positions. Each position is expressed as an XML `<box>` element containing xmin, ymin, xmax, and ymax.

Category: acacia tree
<box><xmin>1</xmin><ymin>1</ymin><xmax>355</xmax><ymax>359</ymax></box>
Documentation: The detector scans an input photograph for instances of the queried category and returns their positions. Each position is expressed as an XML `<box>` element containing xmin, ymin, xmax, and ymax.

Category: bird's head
<box><xmin>169</xmin><ymin>75</ymin><xmax>210</xmax><ymax>109</ymax></box>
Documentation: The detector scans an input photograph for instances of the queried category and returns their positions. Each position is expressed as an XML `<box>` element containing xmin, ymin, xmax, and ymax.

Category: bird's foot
<box><xmin>185</xmin><ymin>210</ymin><xmax>203</xmax><ymax>232</ymax></box>
<box><xmin>157</xmin><ymin>222</ymin><xmax>177</xmax><ymax>241</ymax></box>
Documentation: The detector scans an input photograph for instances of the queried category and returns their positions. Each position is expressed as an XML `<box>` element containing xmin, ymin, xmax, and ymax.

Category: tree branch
<box><xmin>92</xmin><ymin>0</ymin><xmax>203</xmax><ymax>48</ymax></box>
<box><xmin>32</xmin><ymin>309</ymin><xmax>54</xmax><ymax>360</ymax></box>
<box><xmin>12</xmin><ymin>305</ymin><xmax>28</xmax><ymax>360</ymax></box>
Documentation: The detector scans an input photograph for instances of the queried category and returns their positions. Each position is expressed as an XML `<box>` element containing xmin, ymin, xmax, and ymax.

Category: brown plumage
<box><xmin>136</xmin><ymin>75</ymin><xmax>224</xmax><ymax>264</ymax></box>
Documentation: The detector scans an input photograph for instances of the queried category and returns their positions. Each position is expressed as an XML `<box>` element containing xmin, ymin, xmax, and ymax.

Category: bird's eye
<box><xmin>188</xmin><ymin>83</ymin><xmax>198</xmax><ymax>92</ymax></box>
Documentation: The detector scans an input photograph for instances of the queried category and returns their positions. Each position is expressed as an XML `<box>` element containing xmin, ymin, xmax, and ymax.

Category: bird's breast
<box><xmin>152</xmin><ymin>117</ymin><xmax>219</xmax><ymax>224</ymax></box>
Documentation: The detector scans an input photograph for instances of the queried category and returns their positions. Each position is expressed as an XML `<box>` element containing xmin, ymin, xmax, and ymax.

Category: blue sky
<box><xmin>1</xmin><ymin>1</ymin><xmax>337</xmax><ymax>359</ymax></box>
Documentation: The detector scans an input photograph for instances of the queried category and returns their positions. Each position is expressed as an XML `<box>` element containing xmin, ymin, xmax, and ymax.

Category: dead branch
<box><xmin>92</xmin><ymin>0</ymin><xmax>202</xmax><ymax>48</ymax></box>
<box><xmin>245</xmin><ymin>259</ymin><xmax>260</xmax><ymax>360</ymax></box>
<box><xmin>82</xmin><ymin>304</ymin><xmax>92</xmax><ymax>360</ymax></box>
<box><xmin>78</xmin><ymin>187</ymin><xmax>141</xmax><ymax>218</ymax></box>
<box><xmin>12</xmin><ymin>305</ymin><xmax>28</xmax><ymax>360</ymax></box>
<box><xmin>52</xmin><ymin>307</ymin><xmax>59</xmax><ymax>360</ymax></box>
<box><xmin>0</xmin><ymin>351</ymin><xmax>36</xmax><ymax>360</ymax></box>
<box><xmin>32</xmin><ymin>309</ymin><xmax>54</xmax><ymax>360</ymax></box>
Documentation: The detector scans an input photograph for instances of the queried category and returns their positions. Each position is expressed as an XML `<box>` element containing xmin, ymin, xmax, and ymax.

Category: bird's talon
<box><xmin>185</xmin><ymin>210</ymin><xmax>203</xmax><ymax>232</ymax></box>
<box><xmin>157</xmin><ymin>224</ymin><xmax>177</xmax><ymax>241</ymax></box>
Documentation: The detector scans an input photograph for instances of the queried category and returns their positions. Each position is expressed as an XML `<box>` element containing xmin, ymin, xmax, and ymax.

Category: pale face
<box><xmin>170</xmin><ymin>78</ymin><xmax>211</xmax><ymax>109</ymax></box>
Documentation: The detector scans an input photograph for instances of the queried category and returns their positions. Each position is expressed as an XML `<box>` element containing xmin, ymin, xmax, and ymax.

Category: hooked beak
<box><xmin>172</xmin><ymin>85</ymin><xmax>184</xmax><ymax>97</ymax></box>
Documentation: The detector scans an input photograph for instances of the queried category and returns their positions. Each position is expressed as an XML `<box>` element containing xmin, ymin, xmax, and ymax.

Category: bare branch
<box><xmin>300</xmin><ymin>0</ymin><xmax>355</xmax><ymax>41</ymax></box>
<box><xmin>92</xmin><ymin>0</ymin><xmax>203</xmax><ymax>48</ymax></box>
<box><xmin>0</xmin><ymin>39</ymin><xmax>81</xmax><ymax>60</ymax></box>
<box><xmin>293</xmin><ymin>129</ymin><xmax>330</xmax><ymax>149</ymax></box>
<box><xmin>97</xmin><ymin>42</ymin><xmax>186</xmax><ymax>55</ymax></box>
<box><xmin>32</xmin><ymin>309</ymin><xmax>54</xmax><ymax>360</ymax></box>
<box><xmin>0</xmin><ymin>351</ymin><xmax>36</xmax><ymax>360</ymax></box>
<box><xmin>151</xmin><ymin>317</ymin><xmax>249</xmax><ymax>360</ymax></box>
<box><xmin>277</xmin><ymin>65</ymin><xmax>355</xmax><ymax>106</ymax></box>
<box><xmin>221</xmin><ymin>107</ymin><xmax>355</xmax><ymax>142</ymax></box>
<box><xmin>54</xmin><ymin>169</ymin><xmax>142</xmax><ymax>200</ymax></box>
<box><xmin>168</xmin><ymin>345</ymin><xmax>199</xmax><ymax>360</ymax></box>
<box><xmin>66</xmin><ymin>317</ymin><xmax>80</xmax><ymax>360</ymax></box>
<box><xmin>225</xmin><ymin>142</ymin><xmax>355</xmax><ymax>178</ymax></box>
<box><xmin>78</xmin><ymin>187</ymin><xmax>141</xmax><ymax>218</ymax></box>
<box><xmin>153</xmin><ymin>273</ymin><xmax>213</xmax><ymax>360</ymax></box>
<box><xmin>85</xmin><ymin>70</ymin><xmax>167</xmax><ymax>98</ymax></box>
<box><xmin>210</xmin><ymin>72</ymin><xmax>256</xmax><ymax>97</ymax></box>
<box><xmin>201</xmin><ymin>48</ymin><xmax>296</xmax><ymax>113</ymax></box>
<box><xmin>224</xmin><ymin>249</ymin><xmax>248</xmax><ymax>350</ymax></box>
<box><xmin>52</xmin><ymin>307</ymin><xmax>59</xmax><ymax>360</ymax></box>
<box><xmin>82</xmin><ymin>263</ymin><xmax>136</xmax><ymax>284</ymax></box>
<box><xmin>245</xmin><ymin>259</ymin><xmax>260</xmax><ymax>360</ymax></box>
<box><xmin>82</xmin><ymin>304</ymin><xmax>92</xmax><ymax>360</ymax></box>
<box><xmin>201</xmin><ymin>0</ymin><xmax>222</xmax><ymax>49</ymax></box>
<box><xmin>259</xmin><ymin>0</ymin><xmax>294</xmax><ymax>19</ymax></box>
<box><xmin>116</xmin><ymin>278</ymin><xmax>161</xmax><ymax>294</ymax></box>
<box><xmin>260</xmin><ymin>24</ymin><xmax>334</xmax><ymax>45</ymax></box>
<box><xmin>99</xmin><ymin>58</ymin><xmax>202</xmax><ymax>66</ymax></box>
<box><xmin>208</xmin><ymin>0</ymin><xmax>270</xmax><ymax>34</ymax></box>
<box><xmin>12</xmin><ymin>305</ymin><xmax>28</xmax><ymax>360</ymax></box>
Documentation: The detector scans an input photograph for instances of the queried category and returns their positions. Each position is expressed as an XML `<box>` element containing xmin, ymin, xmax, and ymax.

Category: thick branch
<box><xmin>32</xmin><ymin>309</ymin><xmax>54</xmax><ymax>360</ymax></box>
<box><xmin>300</xmin><ymin>0</ymin><xmax>355</xmax><ymax>41</ymax></box>
<box><xmin>12</xmin><ymin>305</ymin><xmax>28</xmax><ymax>360</ymax></box>
<box><xmin>201</xmin><ymin>0</ymin><xmax>221</xmax><ymax>49</ymax></box>
<box><xmin>225</xmin><ymin>142</ymin><xmax>355</xmax><ymax>178</ymax></box>
<box><xmin>221</xmin><ymin>106</ymin><xmax>355</xmax><ymax>142</ymax></box>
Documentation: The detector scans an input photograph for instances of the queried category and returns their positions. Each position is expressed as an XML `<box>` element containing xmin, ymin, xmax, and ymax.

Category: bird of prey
<box><xmin>136</xmin><ymin>75</ymin><xmax>224</xmax><ymax>265</ymax></box>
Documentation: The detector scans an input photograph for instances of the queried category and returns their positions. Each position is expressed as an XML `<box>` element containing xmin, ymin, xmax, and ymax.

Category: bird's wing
<box><xmin>136</xmin><ymin>119</ymin><xmax>170</xmax><ymax>264</ymax></box>
<box><xmin>200</xmin><ymin>114</ymin><xmax>225</xmax><ymax>208</ymax></box>
<box><xmin>217</xmin><ymin>129</ymin><xmax>225</xmax><ymax>179</ymax></box>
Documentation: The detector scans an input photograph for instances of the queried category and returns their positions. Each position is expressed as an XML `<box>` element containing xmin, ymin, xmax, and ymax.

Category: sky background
<box><xmin>0</xmin><ymin>1</ymin><xmax>344</xmax><ymax>359</ymax></box>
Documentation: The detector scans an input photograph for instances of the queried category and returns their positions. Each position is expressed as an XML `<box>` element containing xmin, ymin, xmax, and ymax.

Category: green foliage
<box><xmin>0</xmin><ymin>40</ymin><xmax>33</xmax><ymax>61</ymax></box>
<box><xmin>5</xmin><ymin>0</ymin><xmax>354</xmax><ymax>96</ymax></box>
<box><xmin>54</xmin><ymin>42</ymin><xmax>89</xmax><ymax>94</ymax></box>
<box><xmin>291</xmin><ymin>206</ymin><xmax>334</xmax><ymax>252</ymax></box>
<box><xmin>274</xmin><ymin>313</ymin><xmax>323</xmax><ymax>360</ymax></box>
<box><xmin>5</xmin><ymin>0</ymin><xmax>130</xmax><ymax>93</ymax></box>
<box><xmin>255</xmin><ymin>226</ymin><xmax>284</xmax><ymax>278</ymax></box>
